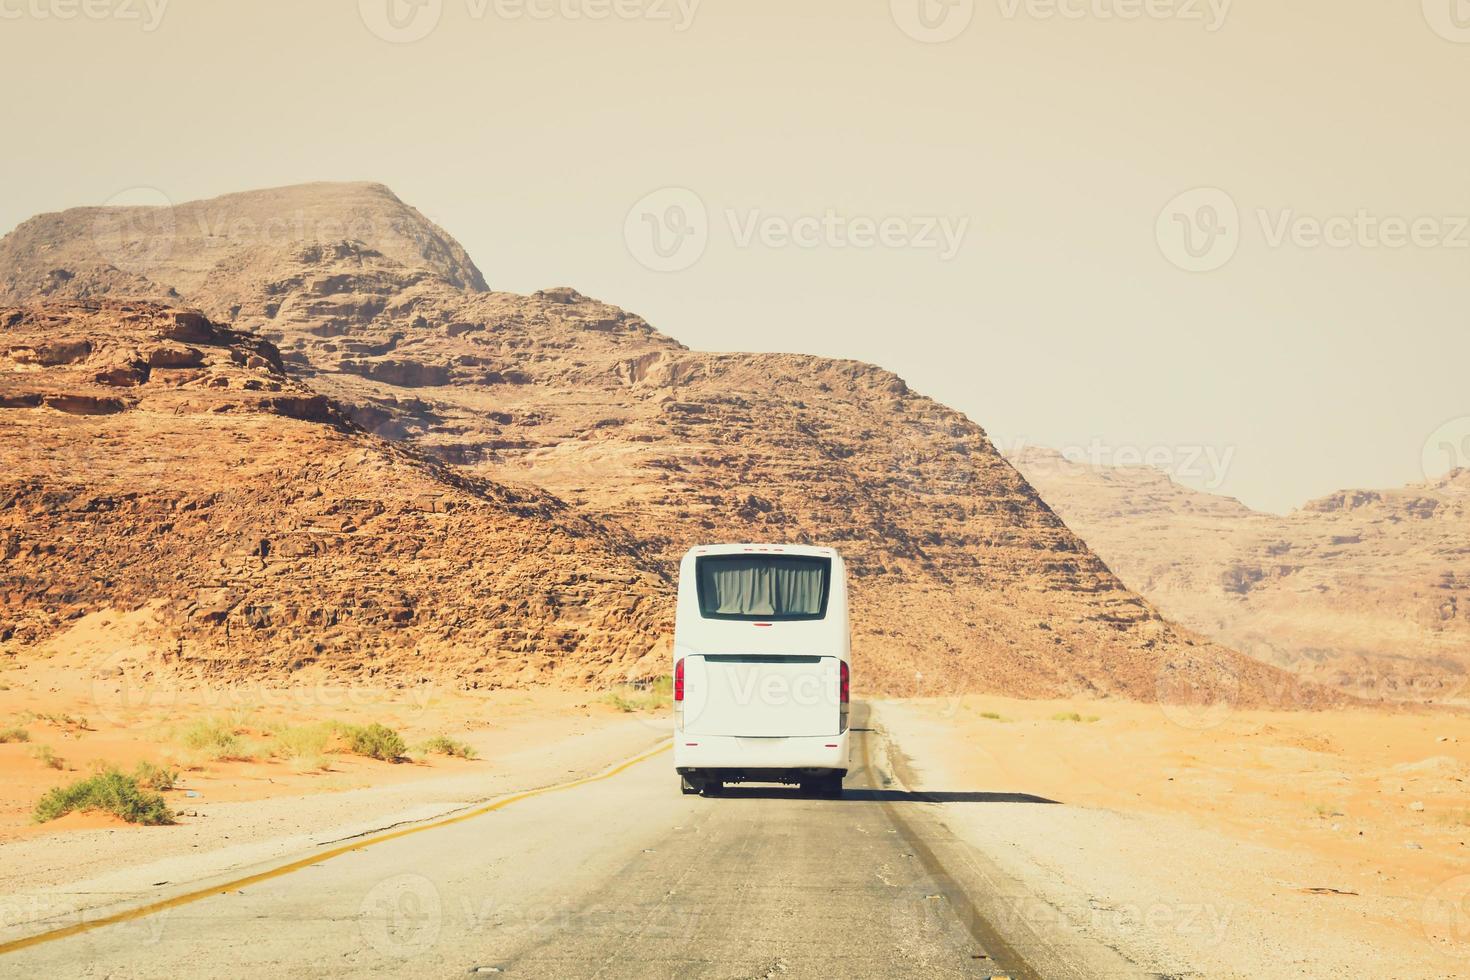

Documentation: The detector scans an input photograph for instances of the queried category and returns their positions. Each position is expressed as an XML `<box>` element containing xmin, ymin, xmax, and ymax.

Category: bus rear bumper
<box><xmin>674</xmin><ymin>731</ymin><xmax>849</xmax><ymax>781</ymax></box>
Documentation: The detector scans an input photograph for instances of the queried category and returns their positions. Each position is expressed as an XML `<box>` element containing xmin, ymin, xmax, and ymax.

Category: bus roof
<box><xmin>682</xmin><ymin>543</ymin><xmax>840</xmax><ymax>560</ymax></box>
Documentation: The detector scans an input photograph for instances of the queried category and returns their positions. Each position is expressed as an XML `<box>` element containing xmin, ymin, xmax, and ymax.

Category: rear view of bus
<box><xmin>673</xmin><ymin>544</ymin><xmax>850</xmax><ymax>798</ymax></box>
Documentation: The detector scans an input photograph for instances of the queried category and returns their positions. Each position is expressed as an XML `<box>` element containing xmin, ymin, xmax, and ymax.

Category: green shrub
<box><xmin>0</xmin><ymin>726</ymin><xmax>29</xmax><ymax>743</ymax></box>
<box><xmin>175</xmin><ymin>716</ymin><xmax>254</xmax><ymax>761</ymax></box>
<box><xmin>417</xmin><ymin>735</ymin><xmax>477</xmax><ymax>760</ymax></box>
<box><xmin>133</xmin><ymin>761</ymin><xmax>178</xmax><ymax>791</ymax></box>
<box><xmin>345</xmin><ymin>723</ymin><xmax>406</xmax><ymax>762</ymax></box>
<box><xmin>33</xmin><ymin>769</ymin><xmax>174</xmax><ymax>825</ymax></box>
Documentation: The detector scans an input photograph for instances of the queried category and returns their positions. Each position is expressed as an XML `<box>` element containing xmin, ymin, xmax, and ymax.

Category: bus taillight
<box><xmin>839</xmin><ymin>661</ymin><xmax>850</xmax><ymax>733</ymax></box>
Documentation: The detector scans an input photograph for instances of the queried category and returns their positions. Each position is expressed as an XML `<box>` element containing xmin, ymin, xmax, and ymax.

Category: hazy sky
<box><xmin>2</xmin><ymin>0</ymin><xmax>1467</xmax><ymax>512</ymax></box>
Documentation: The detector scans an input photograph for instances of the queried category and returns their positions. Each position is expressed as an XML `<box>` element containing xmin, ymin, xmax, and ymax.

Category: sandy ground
<box><xmin>0</xmin><ymin>652</ymin><xmax>671</xmax><ymax>940</ymax></box>
<box><xmin>9</xmin><ymin>639</ymin><xmax>1470</xmax><ymax>978</ymax></box>
<box><xmin>877</xmin><ymin>696</ymin><xmax>1470</xmax><ymax>978</ymax></box>
<box><xmin>0</xmin><ymin>707</ymin><xmax>1134</xmax><ymax>980</ymax></box>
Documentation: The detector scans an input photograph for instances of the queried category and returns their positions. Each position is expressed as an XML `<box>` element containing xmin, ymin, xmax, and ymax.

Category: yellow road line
<box><xmin>0</xmin><ymin>740</ymin><xmax>672</xmax><ymax>957</ymax></box>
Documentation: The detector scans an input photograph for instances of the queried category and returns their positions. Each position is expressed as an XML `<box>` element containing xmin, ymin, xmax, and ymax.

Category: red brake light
<box><xmin>674</xmin><ymin>658</ymin><xmax>685</xmax><ymax>702</ymax></box>
<box><xmin>840</xmin><ymin>661</ymin><xmax>850</xmax><ymax>705</ymax></box>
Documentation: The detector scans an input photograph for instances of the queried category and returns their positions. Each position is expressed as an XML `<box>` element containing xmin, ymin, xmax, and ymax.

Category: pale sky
<box><xmin>2</xmin><ymin>0</ymin><xmax>1467</xmax><ymax>512</ymax></box>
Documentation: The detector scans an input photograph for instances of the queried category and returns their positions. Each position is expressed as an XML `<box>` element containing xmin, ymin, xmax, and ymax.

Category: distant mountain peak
<box><xmin>0</xmin><ymin>181</ymin><xmax>488</xmax><ymax>304</ymax></box>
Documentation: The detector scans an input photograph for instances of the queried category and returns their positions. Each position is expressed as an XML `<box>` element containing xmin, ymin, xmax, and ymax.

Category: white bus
<box><xmin>672</xmin><ymin>544</ymin><xmax>850</xmax><ymax>798</ymax></box>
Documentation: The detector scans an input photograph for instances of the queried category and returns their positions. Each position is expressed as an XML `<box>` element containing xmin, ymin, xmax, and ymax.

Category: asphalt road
<box><xmin>0</xmin><ymin>705</ymin><xmax>1144</xmax><ymax>979</ymax></box>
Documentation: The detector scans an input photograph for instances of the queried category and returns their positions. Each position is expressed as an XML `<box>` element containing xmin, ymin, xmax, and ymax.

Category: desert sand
<box><xmin>8</xmin><ymin>669</ymin><xmax>1468</xmax><ymax>975</ymax></box>
<box><xmin>0</xmin><ymin>651</ymin><xmax>671</xmax><ymax>943</ymax></box>
<box><xmin>0</xmin><ymin>636</ymin><xmax>666</xmax><ymax>840</ymax></box>
<box><xmin>881</xmin><ymin>696</ymin><xmax>1470</xmax><ymax>976</ymax></box>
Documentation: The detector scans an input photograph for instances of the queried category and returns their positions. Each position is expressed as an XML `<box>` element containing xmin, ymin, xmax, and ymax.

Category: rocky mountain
<box><xmin>0</xmin><ymin>182</ymin><xmax>486</xmax><ymax>304</ymax></box>
<box><xmin>1011</xmin><ymin>447</ymin><xmax>1470</xmax><ymax>702</ymax></box>
<box><xmin>1</xmin><ymin>302</ymin><xmax>669</xmax><ymax>687</ymax></box>
<box><xmin>0</xmin><ymin>183</ymin><xmax>1327</xmax><ymax>703</ymax></box>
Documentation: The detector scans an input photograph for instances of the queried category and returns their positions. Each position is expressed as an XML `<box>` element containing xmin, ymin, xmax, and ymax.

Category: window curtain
<box><xmin>699</xmin><ymin>558</ymin><xmax>826</xmax><ymax>616</ymax></box>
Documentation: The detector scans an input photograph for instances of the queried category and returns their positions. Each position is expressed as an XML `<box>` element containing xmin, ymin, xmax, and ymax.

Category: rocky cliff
<box><xmin>1</xmin><ymin>302</ymin><xmax>668</xmax><ymax>687</ymax></box>
<box><xmin>1012</xmin><ymin>447</ymin><xmax>1470</xmax><ymax>702</ymax></box>
<box><xmin>0</xmin><ymin>184</ymin><xmax>1326</xmax><ymax>703</ymax></box>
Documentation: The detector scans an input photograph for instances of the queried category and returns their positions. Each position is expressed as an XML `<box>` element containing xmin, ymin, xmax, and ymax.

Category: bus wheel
<box><xmin>700</xmin><ymin>780</ymin><xmax>724</xmax><ymax>797</ymax></box>
<box><xmin>823</xmin><ymin>775</ymin><xmax>844</xmax><ymax>799</ymax></box>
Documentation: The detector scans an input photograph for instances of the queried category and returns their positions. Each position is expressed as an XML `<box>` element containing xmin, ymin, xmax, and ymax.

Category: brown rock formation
<box><xmin>1</xmin><ymin>302</ymin><xmax>668</xmax><ymax>687</ymax></box>
<box><xmin>0</xmin><ymin>184</ymin><xmax>1329</xmax><ymax>704</ymax></box>
<box><xmin>1011</xmin><ymin>447</ymin><xmax>1470</xmax><ymax>702</ymax></box>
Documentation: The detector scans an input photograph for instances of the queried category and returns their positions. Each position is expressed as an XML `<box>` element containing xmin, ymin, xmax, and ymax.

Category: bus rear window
<box><xmin>695</xmin><ymin>555</ymin><xmax>831</xmax><ymax>621</ymax></box>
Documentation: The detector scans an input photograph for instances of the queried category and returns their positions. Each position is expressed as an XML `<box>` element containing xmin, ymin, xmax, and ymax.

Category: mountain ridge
<box><xmin>1011</xmin><ymin>446</ymin><xmax>1470</xmax><ymax>702</ymax></box>
<box><xmin>0</xmin><ymin>182</ymin><xmax>488</xmax><ymax>303</ymax></box>
<box><xmin>0</xmin><ymin>183</ymin><xmax>1332</xmax><ymax>705</ymax></box>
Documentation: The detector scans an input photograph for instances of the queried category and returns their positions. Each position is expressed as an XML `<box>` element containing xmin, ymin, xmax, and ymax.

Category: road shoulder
<box><xmin>0</xmin><ymin>711</ymin><xmax>669</xmax><ymax>944</ymax></box>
